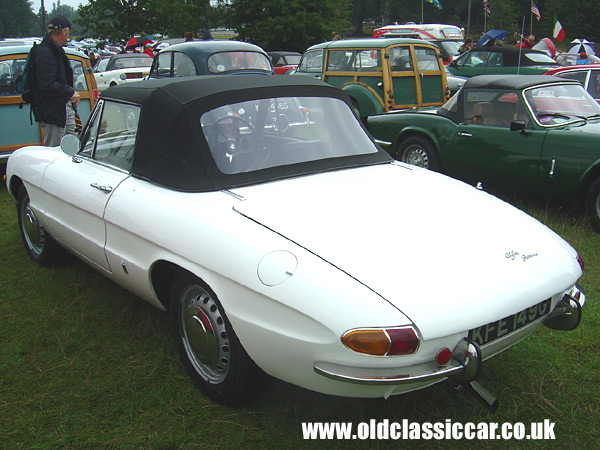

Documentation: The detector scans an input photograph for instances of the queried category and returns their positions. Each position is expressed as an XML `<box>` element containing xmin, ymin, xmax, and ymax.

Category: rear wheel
<box><xmin>397</xmin><ymin>136</ymin><xmax>440</xmax><ymax>171</ymax></box>
<box><xmin>17</xmin><ymin>186</ymin><xmax>62</xmax><ymax>266</ymax></box>
<box><xmin>585</xmin><ymin>178</ymin><xmax>600</xmax><ymax>231</ymax></box>
<box><xmin>170</xmin><ymin>271</ymin><xmax>263</xmax><ymax>405</ymax></box>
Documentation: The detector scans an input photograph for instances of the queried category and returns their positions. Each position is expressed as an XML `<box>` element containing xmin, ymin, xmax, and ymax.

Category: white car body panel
<box><xmin>7</xmin><ymin>147</ymin><xmax>582</xmax><ymax>397</ymax></box>
<box><xmin>231</xmin><ymin>163</ymin><xmax>580</xmax><ymax>340</ymax></box>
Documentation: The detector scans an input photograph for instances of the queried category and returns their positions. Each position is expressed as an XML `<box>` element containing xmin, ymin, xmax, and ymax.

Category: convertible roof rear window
<box><xmin>201</xmin><ymin>96</ymin><xmax>378</xmax><ymax>175</ymax></box>
<box><xmin>207</xmin><ymin>51</ymin><xmax>272</xmax><ymax>73</ymax></box>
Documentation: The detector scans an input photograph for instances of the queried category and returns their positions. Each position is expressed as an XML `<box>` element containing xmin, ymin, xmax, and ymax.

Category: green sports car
<box><xmin>367</xmin><ymin>75</ymin><xmax>600</xmax><ymax>230</ymax></box>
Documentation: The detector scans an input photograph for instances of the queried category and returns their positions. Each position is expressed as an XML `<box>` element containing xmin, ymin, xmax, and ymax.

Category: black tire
<box><xmin>397</xmin><ymin>136</ymin><xmax>440</xmax><ymax>171</ymax></box>
<box><xmin>350</xmin><ymin>99</ymin><xmax>361</xmax><ymax>121</ymax></box>
<box><xmin>170</xmin><ymin>271</ymin><xmax>263</xmax><ymax>405</ymax></box>
<box><xmin>586</xmin><ymin>178</ymin><xmax>600</xmax><ymax>232</ymax></box>
<box><xmin>17</xmin><ymin>186</ymin><xmax>63</xmax><ymax>266</ymax></box>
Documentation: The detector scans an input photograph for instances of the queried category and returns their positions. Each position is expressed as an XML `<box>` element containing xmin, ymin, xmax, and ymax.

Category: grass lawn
<box><xmin>0</xmin><ymin>179</ymin><xmax>598</xmax><ymax>449</ymax></box>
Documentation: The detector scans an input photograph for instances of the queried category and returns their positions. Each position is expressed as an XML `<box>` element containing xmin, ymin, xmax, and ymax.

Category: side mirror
<box><xmin>60</xmin><ymin>133</ymin><xmax>80</xmax><ymax>155</ymax></box>
<box><xmin>510</xmin><ymin>120</ymin><xmax>526</xmax><ymax>132</ymax></box>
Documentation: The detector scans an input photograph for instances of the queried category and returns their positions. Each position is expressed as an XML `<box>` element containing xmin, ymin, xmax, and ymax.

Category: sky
<box><xmin>30</xmin><ymin>0</ymin><xmax>88</xmax><ymax>13</ymax></box>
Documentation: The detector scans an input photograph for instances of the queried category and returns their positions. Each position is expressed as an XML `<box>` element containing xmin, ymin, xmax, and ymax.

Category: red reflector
<box><xmin>386</xmin><ymin>328</ymin><xmax>419</xmax><ymax>355</ymax></box>
<box><xmin>577</xmin><ymin>255</ymin><xmax>584</xmax><ymax>272</ymax></box>
<box><xmin>93</xmin><ymin>89</ymin><xmax>99</xmax><ymax>100</ymax></box>
<box><xmin>436</xmin><ymin>347</ymin><xmax>452</xmax><ymax>366</ymax></box>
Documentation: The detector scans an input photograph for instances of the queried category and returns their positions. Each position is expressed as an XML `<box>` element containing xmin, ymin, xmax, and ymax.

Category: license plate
<box><xmin>468</xmin><ymin>298</ymin><xmax>551</xmax><ymax>346</ymax></box>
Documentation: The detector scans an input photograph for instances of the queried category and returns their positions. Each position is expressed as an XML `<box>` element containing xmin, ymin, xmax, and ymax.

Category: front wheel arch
<box><xmin>170</xmin><ymin>270</ymin><xmax>264</xmax><ymax>405</ymax></box>
<box><xmin>396</xmin><ymin>134</ymin><xmax>441</xmax><ymax>171</ymax></box>
<box><xmin>16</xmin><ymin>185</ymin><xmax>63</xmax><ymax>266</ymax></box>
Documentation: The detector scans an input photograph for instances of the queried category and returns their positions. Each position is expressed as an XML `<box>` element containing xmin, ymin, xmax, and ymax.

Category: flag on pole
<box><xmin>531</xmin><ymin>1</ymin><xmax>541</xmax><ymax>21</ymax></box>
<box><xmin>483</xmin><ymin>0</ymin><xmax>490</xmax><ymax>17</ymax></box>
<box><xmin>553</xmin><ymin>15</ymin><xmax>565</xmax><ymax>42</ymax></box>
<box><xmin>425</xmin><ymin>0</ymin><xmax>443</xmax><ymax>10</ymax></box>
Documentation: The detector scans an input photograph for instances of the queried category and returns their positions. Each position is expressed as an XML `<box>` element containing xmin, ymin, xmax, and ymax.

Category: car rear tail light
<box><xmin>342</xmin><ymin>327</ymin><xmax>419</xmax><ymax>356</ymax></box>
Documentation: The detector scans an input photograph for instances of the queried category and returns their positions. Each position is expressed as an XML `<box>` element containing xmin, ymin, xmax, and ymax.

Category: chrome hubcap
<box><xmin>21</xmin><ymin>200</ymin><xmax>44</xmax><ymax>256</ymax></box>
<box><xmin>403</xmin><ymin>145</ymin><xmax>429</xmax><ymax>168</ymax></box>
<box><xmin>180</xmin><ymin>285</ymin><xmax>230</xmax><ymax>383</ymax></box>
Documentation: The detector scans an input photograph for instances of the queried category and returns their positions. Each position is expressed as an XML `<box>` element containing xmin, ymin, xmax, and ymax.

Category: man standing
<box><xmin>32</xmin><ymin>15</ymin><xmax>80</xmax><ymax>147</ymax></box>
<box><xmin>518</xmin><ymin>35</ymin><xmax>535</xmax><ymax>49</ymax></box>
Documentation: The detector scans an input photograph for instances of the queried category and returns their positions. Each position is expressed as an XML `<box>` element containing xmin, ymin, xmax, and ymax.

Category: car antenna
<box><xmin>517</xmin><ymin>16</ymin><xmax>526</xmax><ymax>75</ymax></box>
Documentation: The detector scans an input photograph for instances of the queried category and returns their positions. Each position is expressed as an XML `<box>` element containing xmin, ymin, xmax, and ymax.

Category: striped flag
<box><xmin>553</xmin><ymin>15</ymin><xmax>565</xmax><ymax>42</ymax></box>
<box><xmin>531</xmin><ymin>1</ymin><xmax>541</xmax><ymax>21</ymax></box>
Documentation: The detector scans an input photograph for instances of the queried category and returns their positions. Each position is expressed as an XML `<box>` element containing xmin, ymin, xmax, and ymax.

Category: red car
<box><xmin>268</xmin><ymin>51</ymin><xmax>301</xmax><ymax>75</ymax></box>
<box><xmin>544</xmin><ymin>64</ymin><xmax>600</xmax><ymax>103</ymax></box>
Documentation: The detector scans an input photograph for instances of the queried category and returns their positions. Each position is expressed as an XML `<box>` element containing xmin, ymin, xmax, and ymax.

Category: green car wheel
<box><xmin>586</xmin><ymin>178</ymin><xmax>600</xmax><ymax>232</ymax></box>
<box><xmin>398</xmin><ymin>136</ymin><xmax>440</xmax><ymax>171</ymax></box>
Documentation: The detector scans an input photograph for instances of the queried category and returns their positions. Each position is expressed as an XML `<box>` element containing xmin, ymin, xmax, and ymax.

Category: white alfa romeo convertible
<box><xmin>5</xmin><ymin>75</ymin><xmax>585</xmax><ymax>407</ymax></box>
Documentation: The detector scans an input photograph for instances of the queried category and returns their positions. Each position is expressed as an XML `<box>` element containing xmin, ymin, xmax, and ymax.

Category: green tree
<box><xmin>545</xmin><ymin>0</ymin><xmax>599</xmax><ymax>44</ymax></box>
<box><xmin>0</xmin><ymin>0</ymin><xmax>37</xmax><ymax>38</ymax></box>
<box><xmin>224</xmin><ymin>0</ymin><xmax>351</xmax><ymax>53</ymax></box>
<box><xmin>351</xmin><ymin>0</ymin><xmax>381</xmax><ymax>36</ymax></box>
<box><xmin>485</xmin><ymin>0</ymin><xmax>520</xmax><ymax>36</ymax></box>
<box><xmin>76</xmin><ymin>0</ymin><xmax>213</xmax><ymax>43</ymax></box>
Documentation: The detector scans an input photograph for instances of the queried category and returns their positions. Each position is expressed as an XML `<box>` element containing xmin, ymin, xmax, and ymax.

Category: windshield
<box><xmin>524</xmin><ymin>53</ymin><xmax>557</xmax><ymax>64</ymax></box>
<box><xmin>524</xmin><ymin>83</ymin><xmax>600</xmax><ymax>125</ymax></box>
<box><xmin>201</xmin><ymin>96</ymin><xmax>378</xmax><ymax>174</ymax></box>
<box><xmin>284</xmin><ymin>54</ymin><xmax>301</xmax><ymax>65</ymax></box>
<box><xmin>440</xmin><ymin>40</ymin><xmax>463</xmax><ymax>57</ymax></box>
<box><xmin>207</xmin><ymin>51</ymin><xmax>272</xmax><ymax>73</ymax></box>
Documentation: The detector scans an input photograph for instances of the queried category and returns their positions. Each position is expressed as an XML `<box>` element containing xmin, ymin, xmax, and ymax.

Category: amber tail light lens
<box><xmin>342</xmin><ymin>327</ymin><xmax>419</xmax><ymax>356</ymax></box>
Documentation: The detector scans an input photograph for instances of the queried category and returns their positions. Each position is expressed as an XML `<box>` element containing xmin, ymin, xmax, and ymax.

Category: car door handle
<box><xmin>458</xmin><ymin>131</ymin><xmax>472</xmax><ymax>137</ymax></box>
<box><xmin>91</xmin><ymin>183</ymin><xmax>113</xmax><ymax>193</ymax></box>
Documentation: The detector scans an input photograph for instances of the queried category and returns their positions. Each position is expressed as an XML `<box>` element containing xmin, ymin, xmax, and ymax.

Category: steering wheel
<box><xmin>208</xmin><ymin>115</ymin><xmax>259</xmax><ymax>159</ymax></box>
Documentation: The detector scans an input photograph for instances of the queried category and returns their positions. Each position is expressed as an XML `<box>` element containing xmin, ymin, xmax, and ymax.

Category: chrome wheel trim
<box><xmin>403</xmin><ymin>144</ymin><xmax>429</xmax><ymax>168</ymax></box>
<box><xmin>20</xmin><ymin>200</ymin><xmax>44</xmax><ymax>257</ymax></box>
<box><xmin>180</xmin><ymin>284</ymin><xmax>230</xmax><ymax>384</ymax></box>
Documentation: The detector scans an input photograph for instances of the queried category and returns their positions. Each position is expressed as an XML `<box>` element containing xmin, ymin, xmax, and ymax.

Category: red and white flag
<box><xmin>553</xmin><ymin>15</ymin><xmax>565</xmax><ymax>42</ymax></box>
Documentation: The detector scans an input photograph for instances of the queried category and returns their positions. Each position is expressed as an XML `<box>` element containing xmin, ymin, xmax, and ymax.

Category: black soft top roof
<box><xmin>100</xmin><ymin>75</ymin><xmax>389</xmax><ymax>191</ymax></box>
<box><xmin>467</xmin><ymin>46</ymin><xmax>559</xmax><ymax>67</ymax></box>
<box><xmin>463</xmin><ymin>74</ymin><xmax>580</xmax><ymax>90</ymax></box>
<box><xmin>159</xmin><ymin>40</ymin><xmax>268</xmax><ymax>57</ymax></box>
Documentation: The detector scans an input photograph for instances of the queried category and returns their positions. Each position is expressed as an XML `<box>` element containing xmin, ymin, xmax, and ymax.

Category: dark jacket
<box><xmin>32</xmin><ymin>34</ymin><xmax>75</xmax><ymax>127</ymax></box>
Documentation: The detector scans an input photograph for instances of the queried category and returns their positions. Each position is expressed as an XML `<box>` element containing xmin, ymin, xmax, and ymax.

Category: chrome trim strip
<box><xmin>373</xmin><ymin>138</ymin><xmax>393</xmax><ymax>147</ymax></box>
<box><xmin>313</xmin><ymin>360</ymin><xmax>463</xmax><ymax>385</ymax></box>
<box><xmin>221</xmin><ymin>189</ymin><xmax>246</xmax><ymax>201</ymax></box>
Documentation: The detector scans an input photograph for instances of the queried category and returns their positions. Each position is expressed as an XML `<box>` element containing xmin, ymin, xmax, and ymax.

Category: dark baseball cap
<box><xmin>48</xmin><ymin>15</ymin><xmax>72</xmax><ymax>30</ymax></box>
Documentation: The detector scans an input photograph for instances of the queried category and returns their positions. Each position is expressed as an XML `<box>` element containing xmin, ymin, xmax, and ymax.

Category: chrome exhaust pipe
<box><xmin>467</xmin><ymin>381</ymin><xmax>499</xmax><ymax>414</ymax></box>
